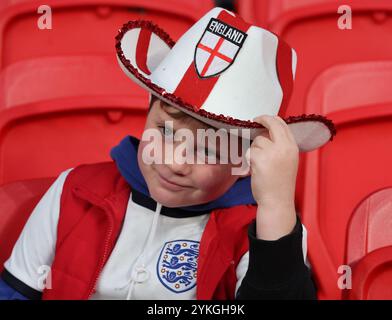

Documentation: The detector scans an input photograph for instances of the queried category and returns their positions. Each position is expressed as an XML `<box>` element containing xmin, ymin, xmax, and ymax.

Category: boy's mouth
<box><xmin>155</xmin><ymin>171</ymin><xmax>192</xmax><ymax>191</ymax></box>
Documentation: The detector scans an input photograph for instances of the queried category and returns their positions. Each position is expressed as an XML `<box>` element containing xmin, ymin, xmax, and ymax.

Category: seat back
<box><xmin>344</xmin><ymin>188</ymin><xmax>392</xmax><ymax>300</ymax></box>
<box><xmin>348</xmin><ymin>246</ymin><xmax>392</xmax><ymax>300</ymax></box>
<box><xmin>0</xmin><ymin>55</ymin><xmax>148</xmax><ymax>184</ymax></box>
<box><xmin>346</xmin><ymin>188</ymin><xmax>392</xmax><ymax>266</ymax></box>
<box><xmin>0</xmin><ymin>177</ymin><xmax>54</xmax><ymax>272</ymax></box>
<box><xmin>237</xmin><ymin>0</ymin><xmax>392</xmax><ymax>118</ymax></box>
<box><xmin>0</xmin><ymin>0</ymin><xmax>214</xmax><ymax>69</ymax></box>
<box><xmin>301</xmin><ymin>61</ymin><xmax>392</xmax><ymax>299</ymax></box>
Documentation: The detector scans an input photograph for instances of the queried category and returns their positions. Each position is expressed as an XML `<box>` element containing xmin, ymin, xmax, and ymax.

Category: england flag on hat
<box><xmin>115</xmin><ymin>7</ymin><xmax>336</xmax><ymax>152</ymax></box>
<box><xmin>195</xmin><ymin>18</ymin><xmax>247</xmax><ymax>78</ymax></box>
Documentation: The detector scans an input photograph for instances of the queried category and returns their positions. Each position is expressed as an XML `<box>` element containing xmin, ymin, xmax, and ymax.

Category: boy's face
<box><xmin>137</xmin><ymin>98</ymin><xmax>248</xmax><ymax>208</ymax></box>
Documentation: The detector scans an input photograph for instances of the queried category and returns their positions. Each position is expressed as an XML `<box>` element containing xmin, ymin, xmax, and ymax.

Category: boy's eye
<box><xmin>196</xmin><ymin>147</ymin><xmax>218</xmax><ymax>160</ymax></box>
<box><xmin>204</xmin><ymin>148</ymin><xmax>214</xmax><ymax>157</ymax></box>
<box><xmin>158</xmin><ymin>125</ymin><xmax>173</xmax><ymax>137</ymax></box>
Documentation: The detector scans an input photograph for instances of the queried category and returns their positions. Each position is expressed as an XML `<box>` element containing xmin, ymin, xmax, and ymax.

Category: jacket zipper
<box><xmin>86</xmin><ymin>209</ymin><xmax>115</xmax><ymax>299</ymax></box>
<box><xmin>72</xmin><ymin>186</ymin><xmax>117</xmax><ymax>299</ymax></box>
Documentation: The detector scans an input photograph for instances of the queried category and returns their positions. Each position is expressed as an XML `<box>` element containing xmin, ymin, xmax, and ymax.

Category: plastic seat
<box><xmin>344</xmin><ymin>188</ymin><xmax>392</xmax><ymax>300</ymax></box>
<box><xmin>0</xmin><ymin>177</ymin><xmax>55</xmax><ymax>272</ymax></box>
<box><xmin>0</xmin><ymin>55</ymin><xmax>148</xmax><ymax>106</ymax></box>
<box><xmin>237</xmin><ymin>0</ymin><xmax>392</xmax><ymax>117</ymax></box>
<box><xmin>0</xmin><ymin>0</ymin><xmax>214</xmax><ymax>69</ymax></box>
<box><xmin>346</xmin><ymin>188</ymin><xmax>392</xmax><ymax>266</ymax></box>
<box><xmin>348</xmin><ymin>246</ymin><xmax>392</xmax><ymax>300</ymax></box>
<box><xmin>0</xmin><ymin>55</ymin><xmax>149</xmax><ymax>184</ymax></box>
<box><xmin>236</xmin><ymin>0</ymin><xmax>392</xmax><ymax>26</ymax></box>
<box><xmin>300</xmin><ymin>61</ymin><xmax>392</xmax><ymax>299</ymax></box>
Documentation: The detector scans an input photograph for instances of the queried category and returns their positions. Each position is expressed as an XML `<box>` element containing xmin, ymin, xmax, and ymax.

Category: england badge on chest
<box><xmin>195</xmin><ymin>18</ymin><xmax>247</xmax><ymax>78</ymax></box>
<box><xmin>157</xmin><ymin>240</ymin><xmax>199</xmax><ymax>293</ymax></box>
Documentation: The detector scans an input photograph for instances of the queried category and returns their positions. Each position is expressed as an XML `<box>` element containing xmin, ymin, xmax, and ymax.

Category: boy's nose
<box><xmin>166</xmin><ymin>162</ymin><xmax>191</xmax><ymax>176</ymax></box>
<box><xmin>164</xmin><ymin>143</ymin><xmax>192</xmax><ymax>176</ymax></box>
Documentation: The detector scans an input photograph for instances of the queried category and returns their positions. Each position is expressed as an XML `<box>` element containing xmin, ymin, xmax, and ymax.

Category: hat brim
<box><xmin>115</xmin><ymin>20</ymin><xmax>336</xmax><ymax>152</ymax></box>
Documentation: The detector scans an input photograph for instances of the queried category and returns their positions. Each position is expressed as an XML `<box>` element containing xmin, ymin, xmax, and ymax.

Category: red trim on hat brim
<box><xmin>115</xmin><ymin>20</ymin><xmax>337</xmax><ymax>141</ymax></box>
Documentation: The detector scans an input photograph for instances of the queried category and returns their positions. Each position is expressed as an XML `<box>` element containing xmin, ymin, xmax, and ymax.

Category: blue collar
<box><xmin>110</xmin><ymin>136</ymin><xmax>256</xmax><ymax>213</ymax></box>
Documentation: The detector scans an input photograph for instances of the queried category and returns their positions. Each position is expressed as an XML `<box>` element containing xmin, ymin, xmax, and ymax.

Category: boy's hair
<box><xmin>148</xmin><ymin>95</ymin><xmax>157</xmax><ymax>111</ymax></box>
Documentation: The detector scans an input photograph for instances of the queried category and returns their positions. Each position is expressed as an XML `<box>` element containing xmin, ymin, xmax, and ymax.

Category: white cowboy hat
<box><xmin>115</xmin><ymin>7</ymin><xmax>336</xmax><ymax>151</ymax></box>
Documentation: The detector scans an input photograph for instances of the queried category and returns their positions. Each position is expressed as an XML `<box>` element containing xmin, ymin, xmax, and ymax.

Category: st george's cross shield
<box><xmin>194</xmin><ymin>18</ymin><xmax>247</xmax><ymax>78</ymax></box>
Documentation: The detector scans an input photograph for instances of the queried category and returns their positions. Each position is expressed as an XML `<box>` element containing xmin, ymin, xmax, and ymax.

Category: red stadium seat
<box><xmin>0</xmin><ymin>55</ymin><xmax>147</xmax><ymax>107</ymax></box>
<box><xmin>300</xmin><ymin>61</ymin><xmax>392</xmax><ymax>299</ymax></box>
<box><xmin>0</xmin><ymin>177</ymin><xmax>54</xmax><ymax>272</ymax></box>
<box><xmin>236</xmin><ymin>0</ymin><xmax>392</xmax><ymax>117</ymax></box>
<box><xmin>348</xmin><ymin>246</ymin><xmax>392</xmax><ymax>300</ymax></box>
<box><xmin>0</xmin><ymin>55</ymin><xmax>149</xmax><ymax>184</ymax></box>
<box><xmin>346</xmin><ymin>188</ymin><xmax>392</xmax><ymax>266</ymax></box>
<box><xmin>0</xmin><ymin>0</ymin><xmax>214</xmax><ymax>69</ymax></box>
<box><xmin>345</xmin><ymin>188</ymin><xmax>392</xmax><ymax>300</ymax></box>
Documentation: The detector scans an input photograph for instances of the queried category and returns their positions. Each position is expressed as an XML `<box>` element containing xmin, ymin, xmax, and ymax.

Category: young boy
<box><xmin>0</xmin><ymin>7</ymin><xmax>335</xmax><ymax>300</ymax></box>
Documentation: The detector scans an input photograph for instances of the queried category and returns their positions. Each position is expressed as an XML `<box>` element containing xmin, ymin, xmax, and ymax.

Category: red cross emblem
<box><xmin>195</xmin><ymin>18</ymin><xmax>247</xmax><ymax>78</ymax></box>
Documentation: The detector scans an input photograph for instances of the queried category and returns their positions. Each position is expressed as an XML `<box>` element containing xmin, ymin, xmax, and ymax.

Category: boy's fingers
<box><xmin>274</xmin><ymin>116</ymin><xmax>297</xmax><ymax>144</ymax></box>
<box><xmin>251</xmin><ymin>134</ymin><xmax>272</xmax><ymax>151</ymax></box>
<box><xmin>252</xmin><ymin>115</ymin><xmax>287</xmax><ymax>142</ymax></box>
<box><xmin>254</xmin><ymin>115</ymin><xmax>297</xmax><ymax>145</ymax></box>
<box><xmin>273</xmin><ymin>116</ymin><xmax>297</xmax><ymax>144</ymax></box>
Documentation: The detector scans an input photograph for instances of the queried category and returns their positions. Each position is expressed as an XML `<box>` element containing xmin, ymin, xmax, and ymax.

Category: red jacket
<box><xmin>42</xmin><ymin>162</ymin><xmax>257</xmax><ymax>300</ymax></box>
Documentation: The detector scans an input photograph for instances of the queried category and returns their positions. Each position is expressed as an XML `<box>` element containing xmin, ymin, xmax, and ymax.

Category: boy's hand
<box><xmin>246</xmin><ymin>115</ymin><xmax>299</xmax><ymax>240</ymax></box>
